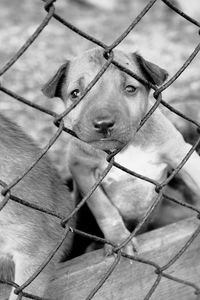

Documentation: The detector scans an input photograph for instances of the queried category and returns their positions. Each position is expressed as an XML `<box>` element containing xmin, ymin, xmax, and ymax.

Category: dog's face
<box><xmin>42</xmin><ymin>48</ymin><xmax>168</xmax><ymax>151</ymax></box>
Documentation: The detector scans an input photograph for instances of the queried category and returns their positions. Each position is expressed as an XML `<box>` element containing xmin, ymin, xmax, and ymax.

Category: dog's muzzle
<box><xmin>73</xmin><ymin>105</ymin><xmax>132</xmax><ymax>151</ymax></box>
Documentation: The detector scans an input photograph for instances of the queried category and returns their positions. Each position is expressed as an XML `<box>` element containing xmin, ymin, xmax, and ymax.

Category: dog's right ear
<box><xmin>42</xmin><ymin>61</ymin><xmax>70</xmax><ymax>99</ymax></box>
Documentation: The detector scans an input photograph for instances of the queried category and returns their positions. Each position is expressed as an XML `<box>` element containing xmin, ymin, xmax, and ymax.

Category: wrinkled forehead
<box><xmin>68</xmin><ymin>48</ymin><xmax>142</xmax><ymax>82</ymax></box>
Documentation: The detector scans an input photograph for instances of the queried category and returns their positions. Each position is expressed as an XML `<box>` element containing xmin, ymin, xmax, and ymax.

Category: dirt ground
<box><xmin>0</xmin><ymin>0</ymin><xmax>200</xmax><ymax>176</ymax></box>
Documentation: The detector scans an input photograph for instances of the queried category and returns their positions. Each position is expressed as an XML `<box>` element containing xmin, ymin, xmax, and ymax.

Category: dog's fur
<box><xmin>0</xmin><ymin>115</ymin><xmax>75</xmax><ymax>299</ymax></box>
<box><xmin>42</xmin><ymin>47</ymin><xmax>200</xmax><ymax>255</ymax></box>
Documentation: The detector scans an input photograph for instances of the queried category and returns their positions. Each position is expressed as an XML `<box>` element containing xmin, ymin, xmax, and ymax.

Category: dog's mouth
<box><xmin>73</xmin><ymin>123</ymin><xmax>131</xmax><ymax>151</ymax></box>
<box><xmin>86</xmin><ymin>138</ymin><xmax>125</xmax><ymax>151</ymax></box>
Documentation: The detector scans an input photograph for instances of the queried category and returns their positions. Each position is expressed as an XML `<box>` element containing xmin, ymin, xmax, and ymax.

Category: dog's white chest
<box><xmin>100</xmin><ymin>145</ymin><xmax>167</xmax><ymax>221</ymax></box>
<box><xmin>104</xmin><ymin>145</ymin><xmax>166</xmax><ymax>181</ymax></box>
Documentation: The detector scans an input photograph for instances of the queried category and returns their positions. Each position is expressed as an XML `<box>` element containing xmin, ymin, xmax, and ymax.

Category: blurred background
<box><xmin>0</xmin><ymin>0</ymin><xmax>200</xmax><ymax>178</ymax></box>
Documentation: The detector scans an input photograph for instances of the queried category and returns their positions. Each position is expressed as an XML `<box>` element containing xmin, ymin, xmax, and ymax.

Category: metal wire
<box><xmin>0</xmin><ymin>0</ymin><xmax>200</xmax><ymax>299</ymax></box>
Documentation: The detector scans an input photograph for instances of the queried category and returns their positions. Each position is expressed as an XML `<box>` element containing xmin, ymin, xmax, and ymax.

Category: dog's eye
<box><xmin>125</xmin><ymin>85</ymin><xmax>137</xmax><ymax>94</ymax></box>
<box><xmin>70</xmin><ymin>89</ymin><xmax>81</xmax><ymax>99</ymax></box>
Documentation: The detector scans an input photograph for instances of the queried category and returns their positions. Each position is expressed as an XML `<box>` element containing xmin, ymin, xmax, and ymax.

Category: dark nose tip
<box><xmin>93</xmin><ymin>117</ymin><xmax>115</xmax><ymax>134</ymax></box>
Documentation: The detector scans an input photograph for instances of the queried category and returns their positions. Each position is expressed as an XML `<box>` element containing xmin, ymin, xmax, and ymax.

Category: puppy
<box><xmin>42</xmin><ymin>47</ymin><xmax>200</xmax><ymax>255</ymax></box>
<box><xmin>0</xmin><ymin>114</ymin><xmax>75</xmax><ymax>299</ymax></box>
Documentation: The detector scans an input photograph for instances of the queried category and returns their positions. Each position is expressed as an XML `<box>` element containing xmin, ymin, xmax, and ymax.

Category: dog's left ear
<box><xmin>42</xmin><ymin>61</ymin><xmax>70</xmax><ymax>99</ymax></box>
<box><xmin>134</xmin><ymin>53</ymin><xmax>168</xmax><ymax>86</ymax></box>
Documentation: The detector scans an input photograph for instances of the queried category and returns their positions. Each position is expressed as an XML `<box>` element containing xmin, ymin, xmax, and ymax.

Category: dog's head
<box><xmin>42</xmin><ymin>48</ymin><xmax>168</xmax><ymax>151</ymax></box>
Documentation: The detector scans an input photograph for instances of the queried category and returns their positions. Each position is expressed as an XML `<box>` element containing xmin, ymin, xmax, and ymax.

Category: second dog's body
<box><xmin>0</xmin><ymin>115</ymin><xmax>75</xmax><ymax>299</ymax></box>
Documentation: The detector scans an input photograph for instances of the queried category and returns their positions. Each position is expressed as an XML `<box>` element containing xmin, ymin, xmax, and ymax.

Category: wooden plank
<box><xmin>45</xmin><ymin>217</ymin><xmax>200</xmax><ymax>300</ymax></box>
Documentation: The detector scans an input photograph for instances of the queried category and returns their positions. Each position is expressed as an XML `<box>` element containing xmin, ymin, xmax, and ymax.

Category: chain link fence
<box><xmin>0</xmin><ymin>0</ymin><xmax>200</xmax><ymax>299</ymax></box>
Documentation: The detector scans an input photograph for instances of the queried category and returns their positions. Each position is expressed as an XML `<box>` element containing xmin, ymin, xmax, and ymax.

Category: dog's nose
<box><xmin>93</xmin><ymin>117</ymin><xmax>115</xmax><ymax>135</ymax></box>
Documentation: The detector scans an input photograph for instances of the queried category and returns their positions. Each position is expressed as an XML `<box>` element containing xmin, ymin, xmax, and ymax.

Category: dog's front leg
<box><xmin>70</xmin><ymin>159</ymin><xmax>138</xmax><ymax>256</ymax></box>
<box><xmin>161</xmin><ymin>131</ymin><xmax>200</xmax><ymax>201</ymax></box>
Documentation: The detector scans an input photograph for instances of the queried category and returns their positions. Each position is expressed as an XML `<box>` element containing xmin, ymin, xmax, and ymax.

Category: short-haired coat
<box><xmin>43</xmin><ymin>48</ymin><xmax>200</xmax><ymax>255</ymax></box>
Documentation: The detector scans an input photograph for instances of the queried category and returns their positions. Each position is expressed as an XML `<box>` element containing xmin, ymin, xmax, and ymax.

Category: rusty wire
<box><xmin>0</xmin><ymin>0</ymin><xmax>200</xmax><ymax>299</ymax></box>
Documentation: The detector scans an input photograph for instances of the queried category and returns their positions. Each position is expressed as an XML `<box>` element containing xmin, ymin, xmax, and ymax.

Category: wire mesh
<box><xmin>0</xmin><ymin>0</ymin><xmax>200</xmax><ymax>299</ymax></box>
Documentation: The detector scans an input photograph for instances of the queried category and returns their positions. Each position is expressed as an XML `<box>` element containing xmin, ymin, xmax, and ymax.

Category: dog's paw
<box><xmin>102</xmin><ymin>222</ymin><xmax>139</xmax><ymax>257</ymax></box>
<box><xmin>104</xmin><ymin>236</ymin><xmax>139</xmax><ymax>257</ymax></box>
